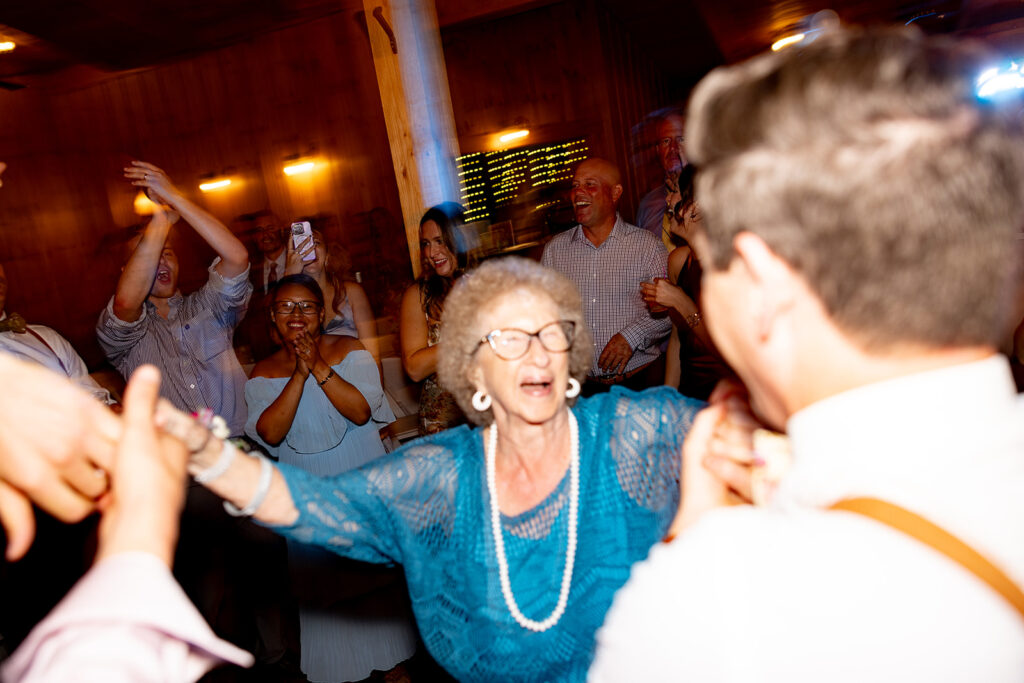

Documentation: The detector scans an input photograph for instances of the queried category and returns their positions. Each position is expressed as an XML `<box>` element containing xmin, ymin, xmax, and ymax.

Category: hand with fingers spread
<box><xmin>0</xmin><ymin>355</ymin><xmax>121</xmax><ymax>560</ymax></box>
<box><xmin>96</xmin><ymin>365</ymin><xmax>189</xmax><ymax>567</ymax></box>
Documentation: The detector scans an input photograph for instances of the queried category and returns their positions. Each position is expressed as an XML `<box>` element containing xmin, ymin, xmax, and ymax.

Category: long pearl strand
<box><xmin>486</xmin><ymin>410</ymin><xmax>579</xmax><ymax>632</ymax></box>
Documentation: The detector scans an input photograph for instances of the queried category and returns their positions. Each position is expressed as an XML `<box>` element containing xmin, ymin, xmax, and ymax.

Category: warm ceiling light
<box><xmin>772</xmin><ymin>33</ymin><xmax>806</xmax><ymax>51</ymax></box>
<box><xmin>499</xmin><ymin>129</ymin><xmax>530</xmax><ymax>144</ymax></box>
<box><xmin>0</xmin><ymin>42</ymin><xmax>14</xmax><ymax>53</ymax></box>
<box><xmin>134</xmin><ymin>190</ymin><xmax>158</xmax><ymax>216</ymax></box>
<box><xmin>199</xmin><ymin>178</ymin><xmax>232</xmax><ymax>192</ymax></box>
<box><xmin>283</xmin><ymin>161</ymin><xmax>315</xmax><ymax>176</ymax></box>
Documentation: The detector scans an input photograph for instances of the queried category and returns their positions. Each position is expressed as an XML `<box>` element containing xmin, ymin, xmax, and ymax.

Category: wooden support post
<box><xmin>362</xmin><ymin>0</ymin><xmax>461</xmax><ymax>278</ymax></box>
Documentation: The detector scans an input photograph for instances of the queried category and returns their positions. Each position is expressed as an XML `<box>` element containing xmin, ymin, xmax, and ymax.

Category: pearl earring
<box><xmin>566</xmin><ymin>378</ymin><xmax>581</xmax><ymax>399</ymax></box>
<box><xmin>472</xmin><ymin>390</ymin><xmax>492</xmax><ymax>412</ymax></box>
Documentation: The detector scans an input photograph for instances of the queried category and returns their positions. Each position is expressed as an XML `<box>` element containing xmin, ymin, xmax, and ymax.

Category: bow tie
<box><xmin>0</xmin><ymin>313</ymin><xmax>27</xmax><ymax>333</ymax></box>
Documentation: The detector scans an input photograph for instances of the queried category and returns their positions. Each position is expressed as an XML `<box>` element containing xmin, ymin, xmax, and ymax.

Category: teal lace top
<box><xmin>273</xmin><ymin>386</ymin><xmax>701</xmax><ymax>682</ymax></box>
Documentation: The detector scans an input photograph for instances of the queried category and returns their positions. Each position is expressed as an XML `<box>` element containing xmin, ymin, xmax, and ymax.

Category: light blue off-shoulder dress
<box><xmin>268</xmin><ymin>385</ymin><xmax>702</xmax><ymax>682</ymax></box>
<box><xmin>245</xmin><ymin>349</ymin><xmax>416</xmax><ymax>682</ymax></box>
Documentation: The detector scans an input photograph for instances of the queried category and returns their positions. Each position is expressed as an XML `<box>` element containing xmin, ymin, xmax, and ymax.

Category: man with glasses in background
<box><xmin>635</xmin><ymin>111</ymin><xmax>687</xmax><ymax>250</ymax></box>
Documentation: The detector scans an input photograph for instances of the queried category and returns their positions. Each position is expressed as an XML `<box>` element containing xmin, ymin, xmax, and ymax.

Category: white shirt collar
<box><xmin>777</xmin><ymin>355</ymin><xmax>1019</xmax><ymax>509</ymax></box>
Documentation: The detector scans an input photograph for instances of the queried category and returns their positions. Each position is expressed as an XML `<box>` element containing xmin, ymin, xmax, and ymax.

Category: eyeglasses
<box><xmin>478</xmin><ymin>320</ymin><xmax>575</xmax><ymax>360</ymax></box>
<box><xmin>272</xmin><ymin>300</ymin><xmax>321</xmax><ymax>316</ymax></box>
<box><xmin>657</xmin><ymin>135</ymin><xmax>685</xmax><ymax>150</ymax></box>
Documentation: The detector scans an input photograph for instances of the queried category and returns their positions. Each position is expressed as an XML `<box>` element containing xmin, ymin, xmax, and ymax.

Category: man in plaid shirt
<box><xmin>542</xmin><ymin>158</ymin><xmax>671</xmax><ymax>394</ymax></box>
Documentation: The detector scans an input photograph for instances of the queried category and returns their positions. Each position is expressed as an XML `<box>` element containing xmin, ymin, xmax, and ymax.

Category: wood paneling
<box><xmin>0</xmin><ymin>0</ymin><xmax>681</xmax><ymax>372</ymax></box>
<box><xmin>0</xmin><ymin>11</ymin><xmax>410</xmax><ymax>368</ymax></box>
<box><xmin>442</xmin><ymin>0</ymin><xmax>684</xmax><ymax>220</ymax></box>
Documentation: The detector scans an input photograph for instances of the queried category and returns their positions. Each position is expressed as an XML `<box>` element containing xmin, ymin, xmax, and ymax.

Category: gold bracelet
<box><xmin>317</xmin><ymin>367</ymin><xmax>336</xmax><ymax>387</ymax></box>
<box><xmin>685</xmin><ymin>311</ymin><xmax>702</xmax><ymax>329</ymax></box>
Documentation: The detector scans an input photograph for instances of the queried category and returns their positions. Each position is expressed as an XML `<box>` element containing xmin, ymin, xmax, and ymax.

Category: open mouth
<box><xmin>520</xmin><ymin>378</ymin><xmax>553</xmax><ymax>396</ymax></box>
<box><xmin>156</xmin><ymin>268</ymin><xmax>171</xmax><ymax>283</ymax></box>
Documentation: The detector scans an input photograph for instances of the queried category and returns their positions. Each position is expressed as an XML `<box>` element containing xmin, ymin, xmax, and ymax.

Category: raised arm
<box><xmin>126</xmin><ymin>161</ymin><xmax>249</xmax><ymax>278</ymax></box>
<box><xmin>400</xmin><ymin>283</ymin><xmax>437</xmax><ymax>382</ymax></box>
<box><xmin>113</xmin><ymin>205</ymin><xmax>173</xmax><ymax>322</ymax></box>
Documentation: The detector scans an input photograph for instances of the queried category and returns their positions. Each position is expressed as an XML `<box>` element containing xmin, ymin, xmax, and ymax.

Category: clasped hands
<box><xmin>640</xmin><ymin>277</ymin><xmax>692</xmax><ymax>314</ymax></box>
<box><xmin>289</xmin><ymin>330</ymin><xmax>324</xmax><ymax>379</ymax></box>
<box><xmin>0</xmin><ymin>358</ymin><xmax>189</xmax><ymax>565</ymax></box>
<box><xmin>667</xmin><ymin>380</ymin><xmax>774</xmax><ymax>539</ymax></box>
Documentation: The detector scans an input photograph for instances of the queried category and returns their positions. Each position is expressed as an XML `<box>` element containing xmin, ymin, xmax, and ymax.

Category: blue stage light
<box><xmin>977</xmin><ymin>60</ymin><xmax>1024</xmax><ymax>100</ymax></box>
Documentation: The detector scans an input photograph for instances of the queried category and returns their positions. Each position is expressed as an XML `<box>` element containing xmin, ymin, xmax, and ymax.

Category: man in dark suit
<box><xmin>238</xmin><ymin>210</ymin><xmax>287</xmax><ymax>363</ymax></box>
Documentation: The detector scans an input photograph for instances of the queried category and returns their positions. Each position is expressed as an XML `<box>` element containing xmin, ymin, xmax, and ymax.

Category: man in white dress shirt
<box><xmin>591</xmin><ymin>27</ymin><xmax>1024</xmax><ymax>682</ymax></box>
<box><xmin>0</xmin><ymin>261</ymin><xmax>113</xmax><ymax>405</ymax></box>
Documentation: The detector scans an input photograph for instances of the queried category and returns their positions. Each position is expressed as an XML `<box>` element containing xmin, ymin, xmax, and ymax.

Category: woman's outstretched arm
<box><xmin>156</xmin><ymin>401</ymin><xmax>299</xmax><ymax>526</ymax></box>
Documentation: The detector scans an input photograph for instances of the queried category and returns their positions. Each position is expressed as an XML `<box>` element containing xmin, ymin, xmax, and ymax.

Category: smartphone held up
<box><xmin>291</xmin><ymin>221</ymin><xmax>316</xmax><ymax>262</ymax></box>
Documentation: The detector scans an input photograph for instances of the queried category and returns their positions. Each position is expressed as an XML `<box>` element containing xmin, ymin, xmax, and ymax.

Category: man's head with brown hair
<box><xmin>688</xmin><ymin>26</ymin><xmax>1024</xmax><ymax>352</ymax></box>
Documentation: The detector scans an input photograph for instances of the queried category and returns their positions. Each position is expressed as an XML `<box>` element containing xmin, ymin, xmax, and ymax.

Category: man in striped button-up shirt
<box><xmin>542</xmin><ymin>158</ymin><xmax>671</xmax><ymax>395</ymax></box>
<box><xmin>97</xmin><ymin>161</ymin><xmax>252</xmax><ymax>435</ymax></box>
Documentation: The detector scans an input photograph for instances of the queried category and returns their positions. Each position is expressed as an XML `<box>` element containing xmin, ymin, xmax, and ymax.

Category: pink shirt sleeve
<box><xmin>2</xmin><ymin>552</ymin><xmax>253</xmax><ymax>683</ymax></box>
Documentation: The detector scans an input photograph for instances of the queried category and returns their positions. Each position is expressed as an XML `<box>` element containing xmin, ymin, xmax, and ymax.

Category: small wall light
<box><xmin>199</xmin><ymin>178</ymin><xmax>232</xmax><ymax>192</ymax></box>
<box><xmin>498</xmin><ymin>129</ymin><xmax>530</xmax><ymax>144</ymax></box>
<box><xmin>283</xmin><ymin>161</ymin><xmax>316</xmax><ymax>176</ymax></box>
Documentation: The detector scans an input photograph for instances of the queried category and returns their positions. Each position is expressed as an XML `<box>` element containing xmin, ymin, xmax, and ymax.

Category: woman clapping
<box><xmin>244</xmin><ymin>273</ymin><xmax>415</xmax><ymax>682</ymax></box>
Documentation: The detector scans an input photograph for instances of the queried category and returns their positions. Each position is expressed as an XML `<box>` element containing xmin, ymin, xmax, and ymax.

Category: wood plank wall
<box><xmin>0</xmin><ymin>11</ymin><xmax>409</xmax><ymax>368</ymax></box>
<box><xmin>442</xmin><ymin>0</ymin><xmax>681</xmax><ymax>218</ymax></box>
<box><xmin>0</xmin><ymin>0</ymin><xmax>679</xmax><ymax>372</ymax></box>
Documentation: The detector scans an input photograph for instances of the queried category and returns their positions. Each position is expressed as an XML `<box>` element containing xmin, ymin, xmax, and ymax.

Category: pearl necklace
<box><xmin>486</xmin><ymin>410</ymin><xmax>579</xmax><ymax>632</ymax></box>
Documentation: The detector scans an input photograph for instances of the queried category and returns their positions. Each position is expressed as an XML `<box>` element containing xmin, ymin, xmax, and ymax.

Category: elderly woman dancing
<box><xmin>160</xmin><ymin>257</ymin><xmax>710</xmax><ymax>682</ymax></box>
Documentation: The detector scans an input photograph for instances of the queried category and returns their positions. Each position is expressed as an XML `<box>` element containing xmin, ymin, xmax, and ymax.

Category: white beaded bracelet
<box><xmin>223</xmin><ymin>453</ymin><xmax>274</xmax><ymax>518</ymax></box>
<box><xmin>191</xmin><ymin>441</ymin><xmax>236</xmax><ymax>484</ymax></box>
